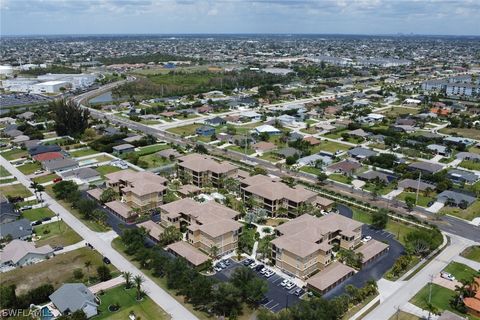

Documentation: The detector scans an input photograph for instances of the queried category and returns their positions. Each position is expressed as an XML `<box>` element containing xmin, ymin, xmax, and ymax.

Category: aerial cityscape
<box><xmin>0</xmin><ymin>1</ymin><xmax>479</xmax><ymax>320</ymax></box>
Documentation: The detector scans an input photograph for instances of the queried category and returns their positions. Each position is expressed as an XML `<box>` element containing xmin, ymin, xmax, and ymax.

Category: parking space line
<box><xmin>268</xmin><ymin>303</ymin><xmax>279</xmax><ymax>310</ymax></box>
<box><xmin>263</xmin><ymin>300</ymin><xmax>275</xmax><ymax>307</ymax></box>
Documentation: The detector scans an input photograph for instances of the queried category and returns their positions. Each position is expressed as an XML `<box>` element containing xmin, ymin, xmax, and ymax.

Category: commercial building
<box><xmin>105</xmin><ymin>170</ymin><xmax>168</xmax><ymax>210</ymax></box>
<box><xmin>271</xmin><ymin>214</ymin><xmax>363</xmax><ymax>279</ymax></box>
<box><xmin>177</xmin><ymin>153</ymin><xmax>237</xmax><ymax>188</ymax></box>
<box><xmin>160</xmin><ymin>198</ymin><xmax>242</xmax><ymax>256</ymax></box>
<box><xmin>30</xmin><ymin>80</ymin><xmax>70</xmax><ymax>94</ymax></box>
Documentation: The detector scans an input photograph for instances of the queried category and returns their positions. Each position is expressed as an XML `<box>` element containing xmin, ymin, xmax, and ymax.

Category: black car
<box><xmin>103</xmin><ymin>257</ymin><xmax>111</xmax><ymax>264</ymax></box>
<box><xmin>53</xmin><ymin>246</ymin><xmax>63</xmax><ymax>252</ymax></box>
<box><xmin>255</xmin><ymin>264</ymin><xmax>265</xmax><ymax>272</ymax></box>
<box><xmin>31</xmin><ymin>220</ymin><xmax>42</xmax><ymax>226</ymax></box>
<box><xmin>42</xmin><ymin>217</ymin><xmax>51</xmax><ymax>222</ymax></box>
<box><xmin>243</xmin><ymin>259</ymin><xmax>253</xmax><ymax>266</ymax></box>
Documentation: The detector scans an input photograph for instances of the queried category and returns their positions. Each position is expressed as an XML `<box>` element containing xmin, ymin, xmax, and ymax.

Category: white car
<box><xmin>214</xmin><ymin>266</ymin><xmax>222</xmax><ymax>272</ymax></box>
<box><xmin>260</xmin><ymin>268</ymin><xmax>268</xmax><ymax>275</ymax></box>
<box><xmin>286</xmin><ymin>282</ymin><xmax>295</xmax><ymax>290</ymax></box>
<box><xmin>249</xmin><ymin>262</ymin><xmax>258</xmax><ymax>269</ymax></box>
<box><xmin>441</xmin><ymin>272</ymin><xmax>456</xmax><ymax>281</ymax></box>
<box><xmin>265</xmin><ymin>270</ymin><xmax>275</xmax><ymax>278</ymax></box>
<box><xmin>280</xmin><ymin>279</ymin><xmax>289</xmax><ymax>287</ymax></box>
<box><xmin>362</xmin><ymin>236</ymin><xmax>372</xmax><ymax>243</ymax></box>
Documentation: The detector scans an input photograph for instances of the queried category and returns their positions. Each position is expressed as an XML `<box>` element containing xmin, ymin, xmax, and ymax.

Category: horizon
<box><xmin>1</xmin><ymin>0</ymin><xmax>479</xmax><ymax>36</ymax></box>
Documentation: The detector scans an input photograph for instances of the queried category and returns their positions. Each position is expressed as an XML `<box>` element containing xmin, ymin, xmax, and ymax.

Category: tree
<box><xmin>210</xmin><ymin>245</ymin><xmax>219</xmax><ymax>258</ymax></box>
<box><xmin>316</xmin><ymin>172</ymin><xmax>328</xmax><ymax>185</ymax></box>
<box><xmin>0</xmin><ymin>285</ymin><xmax>17</xmax><ymax>309</ymax></box>
<box><xmin>212</xmin><ymin>282</ymin><xmax>243</xmax><ymax>318</ymax></box>
<box><xmin>133</xmin><ymin>275</ymin><xmax>145</xmax><ymax>300</ymax></box>
<box><xmin>52</xmin><ymin>180</ymin><xmax>78</xmax><ymax>200</ymax></box>
<box><xmin>73</xmin><ymin>268</ymin><xmax>84</xmax><ymax>280</ymax></box>
<box><xmin>245</xmin><ymin>277</ymin><xmax>268</xmax><ymax>306</ymax></box>
<box><xmin>77</xmin><ymin>199</ymin><xmax>97</xmax><ymax>220</ymax></box>
<box><xmin>184</xmin><ymin>275</ymin><xmax>215</xmax><ymax>308</ymax></box>
<box><xmin>92</xmin><ymin>209</ymin><xmax>107</xmax><ymax>225</ymax></box>
<box><xmin>252</xmin><ymin>166</ymin><xmax>267</xmax><ymax>176</ymax></box>
<box><xmin>84</xmin><ymin>261</ymin><xmax>92</xmax><ymax>284</ymax></box>
<box><xmin>99</xmin><ymin>188</ymin><xmax>117</xmax><ymax>204</ymax></box>
<box><xmin>123</xmin><ymin>271</ymin><xmax>133</xmax><ymax>289</ymax></box>
<box><xmin>405</xmin><ymin>195</ymin><xmax>416</xmax><ymax>211</ymax></box>
<box><xmin>97</xmin><ymin>265</ymin><xmax>112</xmax><ymax>281</ymax></box>
<box><xmin>121</xmin><ymin>227</ymin><xmax>147</xmax><ymax>255</ymax></box>
<box><xmin>371</xmin><ymin>208</ymin><xmax>389</xmax><ymax>229</ymax></box>
<box><xmin>82</xmin><ymin>128</ymin><xmax>97</xmax><ymax>141</ymax></box>
<box><xmin>51</xmin><ymin>99</ymin><xmax>90</xmax><ymax>137</ymax></box>
<box><xmin>158</xmin><ymin>226</ymin><xmax>182</xmax><ymax>246</ymax></box>
<box><xmin>404</xmin><ymin>229</ymin><xmax>443</xmax><ymax>257</ymax></box>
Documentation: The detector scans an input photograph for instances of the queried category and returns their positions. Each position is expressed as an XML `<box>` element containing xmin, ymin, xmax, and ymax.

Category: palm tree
<box><xmin>30</xmin><ymin>181</ymin><xmax>40</xmax><ymax>201</ymax></box>
<box><xmin>133</xmin><ymin>275</ymin><xmax>145</xmax><ymax>301</ymax></box>
<box><xmin>210</xmin><ymin>245</ymin><xmax>219</xmax><ymax>258</ymax></box>
<box><xmin>123</xmin><ymin>271</ymin><xmax>133</xmax><ymax>289</ymax></box>
<box><xmin>84</xmin><ymin>261</ymin><xmax>92</xmax><ymax>284</ymax></box>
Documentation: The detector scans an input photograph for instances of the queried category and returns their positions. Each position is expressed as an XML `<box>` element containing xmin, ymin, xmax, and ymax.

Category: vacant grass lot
<box><xmin>461</xmin><ymin>246</ymin><xmax>480</xmax><ymax>263</ymax></box>
<box><xmin>0</xmin><ymin>177</ymin><xmax>16</xmax><ymax>184</ymax></box>
<box><xmin>138</xmin><ymin>154</ymin><xmax>171</xmax><ymax>169</ymax></box>
<box><xmin>95</xmin><ymin>165</ymin><xmax>123</xmax><ymax>177</ymax></box>
<box><xmin>167</xmin><ymin>123</ymin><xmax>202</xmax><ymax>136</ymax></box>
<box><xmin>34</xmin><ymin>220</ymin><xmax>82</xmax><ymax>247</ymax></box>
<box><xmin>32</xmin><ymin>173</ymin><xmax>59</xmax><ymax>184</ymax></box>
<box><xmin>410</xmin><ymin>284</ymin><xmax>460</xmax><ymax>316</ymax></box>
<box><xmin>459</xmin><ymin>159</ymin><xmax>480</xmax><ymax>171</ymax></box>
<box><xmin>258</xmin><ymin>152</ymin><xmax>281</xmax><ymax>163</ymax></box>
<box><xmin>440</xmin><ymin>200</ymin><xmax>480</xmax><ymax>221</ymax></box>
<box><xmin>439</xmin><ymin>127</ymin><xmax>480</xmax><ymax>140</ymax></box>
<box><xmin>300</xmin><ymin>166</ymin><xmax>324</xmax><ymax>176</ymax></box>
<box><xmin>311</xmin><ymin>140</ymin><xmax>350</xmax><ymax>153</ymax></box>
<box><xmin>363</xmin><ymin>182</ymin><xmax>396</xmax><ymax>195</ymax></box>
<box><xmin>0</xmin><ymin>165</ymin><xmax>11</xmax><ymax>177</ymax></box>
<box><xmin>329</xmin><ymin>173</ymin><xmax>352</xmax><ymax>184</ymax></box>
<box><xmin>0</xmin><ymin>183</ymin><xmax>32</xmax><ymax>198</ymax></box>
<box><xmin>96</xmin><ymin>286</ymin><xmax>169</xmax><ymax>320</ymax></box>
<box><xmin>396</xmin><ymin>191</ymin><xmax>435</xmax><ymax>207</ymax></box>
<box><xmin>442</xmin><ymin>261</ymin><xmax>479</xmax><ymax>282</ymax></box>
<box><xmin>135</xmin><ymin>143</ymin><xmax>170</xmax><ymax>156</ymax></box>
<box><xmin>16</xmin><ymin>162</ymin><xmax>41</xmax><ymax>175</ymax></box>
<box><xmin>0</xmin><ymin>149</ymin><xmax>28</xmax><ymax>160</ymax></box>
<box><xmin>0</xmin><ymin>247</ymin><xmax>118</xmax><ymax>294</ymax></box>
<box><xmin>227</xmin><ymin>145</ymin><xmax>255</xmax><ymax>155</ymax></box>
<box><xmin>379</xmin><ymin>106</ymin><xmax>420</xmax><ymax>117</ymax></box>
<box><xmin>22</xmin><ymin>207</ymin><xmax>55</xmax><ymax>221</ymax></box>
<box><xmin>70</xmin><ymin>148</ymin><xmax>99</xmax><ymax>157</ymax></box>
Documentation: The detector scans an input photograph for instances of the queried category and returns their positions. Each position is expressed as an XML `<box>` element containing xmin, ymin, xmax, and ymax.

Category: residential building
<box><xmin>112</xmin><ymin>143</ymin><xmax>135</xmax><ymax>155</ymax></box>
<box><xmin>0</xmin><ymin>197</ymin><xmax>20</xmax><ymax>224</ymax></box>
<box><xmin>160</xmin><ymin>198</ymin><xmax>242</xmax><ymax>256</ymax></box>
<box><xmin>205</xmin><ymin>116</ymin><xmax>226</xmax><ymax>126</ymax></box>
<box><xmin>447</xmin><ymin>169</ymin><xmax>479</xmax><ymax>184</ymax></box>
<box><xmin>105</xmin><ymin>170</ymin><xmax>168</xmax><ymax>210</ymax></box>
<box><xmin>105</xmin><ymin>200</ymin><xmax>137</xmax><ymax>223</ymax></box>
<box><xmin>0</xmin><ymin>218</ymin><xmax>32</xmax><ymax>240</ymax></box>
<box><xmin>357</xmin><ymin>170</ymin><xmax>394</xmax><ymax>184</ymax></box>
<box><xmin>42</xmin><ymin>158</ymin><xmax>78</xmax><ymax>172</ymax></box>
<box><xmin>33</xmin><ymin>151</ymin><xmax>65</xmax><ymax>162</ymax></box>
<box><xmin>49</xmin><ymin>284</ymin><xmax>99</xmax><ymax>319</ymax></box>
<box><xmin>271</xmin><ymin>214</ymin><xmax>362</xmax><ymax>279</ymax></box>
<box><xmin>254</xmin><ymin>124</ymin><xmax>281</xmax><ymax>135</ymax></box>
<box><xmin>427</xmin><ymin>144</ymin><xmax>450</xmax><ymax>156</ymax></box>
<box><xmin>408</xmin><ymin>161</ymin><xmax>444</xmax><ymax>175</ymax></box>
<box><xmin>398</xmin><ymin>179</ymin><xmax>436</xmax><ymax>192</ymax></box>
<box><xmin>241</xmin><ymin>174</ymin><xmax>321</xmax><ymax>216</ymax></box>
<box><xmin>137</xmin><ymin>220</ymin><xmax>164</xmax><ymax>243</ymax></box>
<box><xmin>195</xmin><ymin>126</ymin><xmax>215</xmax><ymax>136</ymax></box>
<box><xmin>347</xmin><ymin>147</ymin><xmax>377</xmax><ymax>161</ymax></box>
<box><xmin>437</xmin><ymin>190</ymin><xmax>476</xmax><ymax>207</ymax></box>
<box><xmin>60</xmin><ymin>167</ymin><xmax>101</xmax><ymax>184</ymax></box>
<box><xmin>0</xmin><ymin>239</ymin><xmax>53</xmax><ymax>267</ymax></box>
<box><xmin>252</xmin><ymin>141</ymin><xmax>277</xmax><ymax>153</ymax></box>
<box><xmin>306</xmin><ymin>261</ymin><xmax>355</xmax><ymax>294</ymax></box>
<box><xmin>463</xmin><ymin>277</ymin><xmax>480</xmax><ymax>317</ymax></box>
<box><xmin>28</xmin><ymin>144</ymin><xmax>61</xmax><ymax>156</ymax></box>
<box><xmin>177</xmin><ymin>153</ymin><xmax>237</xmax><ymax>188</ymax></box>
<box><xmin>327</xmin><ymin>160</ymin><xmax>361</xmax><ymax>175</ymax></box>
<box><xmin>166</xmin><ymin>241</ymin><xmax>210</xmax><ymax>268</ymax></box>
<box><xmin>354</xmin><ymin>239</ymin><xmax>389</xmax><ymax>267</ymax></box>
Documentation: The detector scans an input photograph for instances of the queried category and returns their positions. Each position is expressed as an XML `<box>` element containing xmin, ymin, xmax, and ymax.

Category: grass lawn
<box><xmin>95</xmin><ymin>165</ymin><xmax>123</xmax><ymax>177</ymax></box>
<box><xmin>311</xmin><ymin>140</ymin><xmax>350</xmax><ymax>153</ymax></box>
<box><xmin>442</xmin><ymin>261</ymin><xmax>479</xmax><ymax>282</ymax></box>
<box><xmin>410</xmin><ymin>284</ymin><xmax>458</xmax><ymax>315</ymax></box>
<box><xmin>22</xmin><ymin>207</ymin><xmax>55</xmax><ymax>221</ymax></box>
<box><xmin>0</xmin><ymin>183</ymin><xmax>32</xmax><ymax>198</ymax></box>
<box><xmin>90</xmin><ymin>154</ymin><xmax>115</xmax><ymax>163</ymax></box>
<box><xmin>0</xmin><ymin>177</ymin><xmax>17</xmax><ymax>184</ymax></box>
<box><xmin>34</xmin><ymin>220</ymin><xmax>83</xmax><ymax>247</ymax></box>
<box><xmin>32</xmin><ymin>173</ymin><xmax>59</xmax><ymax>184</ymax></box>
<box><xmin>323</xmin><ymin>129</ymin><xmax>348</xmax><ymax>139</ymax></box>
<box><xmin>258</xmin><ymin>152</ymin><xmax>281</xmax><ymax>162</ymax></box>
<box><xmin>227</xmin><ymin>145</ymin><xmax>255</xmax><ymax>155</ymax></box>
<box><xmin>70</xmin><ymin>148</ymin><xmax>99</xmax><ymax>157</ymax></box>
<box><xmin>16</xmin><ymin>162</ymin><xmax>41</xmax><ymax>175</ymax></box>
<box><xmin>461</xmin><ymin>246</ymin><xmax>480</xmax><ymax>263</ymax></box>
<box><xmin>45</xmin><ymin>185</ymin><xmax>109</xmax><ymax>232</ymax></box>
<box><xmin>379</xmin><ymin>106</ymin><xmax>420</xmax><ymax>117</ymax></box>
<box><xmin>362</xmin><ymin>182</ymin><xmax>396</xmax><ymax>195</ymax></box>
<box><xmin>388</xmin><ymin>311</ymin><xmax>421</xmax><ymax>320</ymax></box>
<box><xmin>396</xmin><ymin>191</ymin><xmax>435</xmax><ymax>207</ymax></box>
<box><xmin>300</xmin><ymin>127</ymin><xmax>317</xmax><ymax>134</ymax></box>
<box><xmin>0</xmin><ymin>165</ymin><xmax>11</xmax><ymax>177</ymax></box>
<box><xmin>440</xmin><ymin>200</ymin><xmax>480</xmax><ymax>221</ymax></box>
<box><xmin>167</xmin><ymin>123</ymin><xmax>202</xmax><ymax>136</ymax></box>
<box><xmin>439</xmin><ymin>127</ymin><xmax>480</xmax><ymax>140</ymax></box>
<box><xmin>329</xmin><ymin>173</ymin><xmax>352</xmax><ymax>184</ymax></box>
<box><xmin>96</xmin><ymin>286</ymin><xmax>169</xmax><ymax>320</ymax></box>
<box><xmin>342</xmin><ymin>294</ymin><xmax>378</xmax><ymax>320</ymax></box>
<box><xmin>0</xmin><ymin>247</ymin><xmax>118</xmax><ymax>294</ymax></box>
<box><xmin>459</xmin><ymin>160</ymin><xmax>480</xmax><ymax>171</ymax></box>
<box><xmin>136</xmin><ymin>143</ymin><xmax>170</xmax><ymax>156</ymax></box>
<box><xmin>468</xmin><ymin>146</ymin><xmax>480</xmax><ymax>155</ymax></box>
<box><xmin>138</xmin><ymin>154</ymin><xmax>171</xmax><ymax>169</ymax></box>
<box><xmin>0</xmin><ymin>149</ymin><xmax>28</xmax><ymax>160</ymax></box>
<box><xmin>300</xmin><ymin>166</ymin><xmax>324</xmax><ymax>176</ymax></box>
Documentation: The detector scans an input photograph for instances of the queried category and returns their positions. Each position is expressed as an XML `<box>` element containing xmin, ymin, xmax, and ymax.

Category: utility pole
<box><xmin>428</xmin><ymin>274</ymin><xmax>433</xmax><ymax>320</ymax></box>
<box><xmin>415</xmin><ymin>171</ymin><xmax>422</xmax><ymax>206</ymax></box>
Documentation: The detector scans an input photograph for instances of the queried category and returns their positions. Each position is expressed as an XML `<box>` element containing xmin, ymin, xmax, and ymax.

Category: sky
<box><xmin>1</xmin><ymin>0</ymin><xmax>479</xmax><ymax>36</ymax></box>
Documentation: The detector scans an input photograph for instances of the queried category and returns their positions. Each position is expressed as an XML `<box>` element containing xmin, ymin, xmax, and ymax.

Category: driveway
<box><xmin>213</xmin><ymin>258</ymin><xmax>302</xmax><ymax>313</ymax></box>
<box><xmin>323</xmin><ymin>205</ymin><xmax>405</xmax><ymax>299</ymax></box>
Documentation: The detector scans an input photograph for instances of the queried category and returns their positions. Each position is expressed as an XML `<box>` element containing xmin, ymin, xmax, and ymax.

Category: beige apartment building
<box><xmin>271</xmin><ymin>214</ymin><xmax>363</xmax><ymax>279</ymax></box>
<box><xmin>177</xmin><ymin>153</ymin><xmax>238</xmax><ymax>188</ymax></box>
<box><xmin>240</xmin><ymin>174</ymin><xmax>334</xmax><ymax>217</ymax></box>
<box><xmin>159</xmin><ymin>198</ymin><xmax>242</xmax><ymax>256</ymax></box>
<box><xmin>105</xmin><ymin>170</ymin><xmax>168</xmax><ymax>210</ymax></box>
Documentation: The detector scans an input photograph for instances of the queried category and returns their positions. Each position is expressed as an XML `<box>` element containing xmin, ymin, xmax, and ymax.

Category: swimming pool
<box><xmin>40</xmin><ymin>306</ymin><xmax>54</xmax><ymax>320</ymax></box>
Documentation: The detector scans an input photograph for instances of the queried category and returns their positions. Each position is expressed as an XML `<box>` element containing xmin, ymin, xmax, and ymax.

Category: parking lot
<box><xmin>213</xmin><ymin>258</ymin><xmax>302</xmax><ymax>313</ymax></box>
<box><xmin>0</xmin><ymin>93</ymin><xmax>51</xmax><ymax>108</ymax></box>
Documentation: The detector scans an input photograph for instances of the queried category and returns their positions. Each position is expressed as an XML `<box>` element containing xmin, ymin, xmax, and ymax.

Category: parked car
<box><xmin>222</xmin><ymin>259</ymin><xmax>231</xmax><ymax>266</ymax></box>
<box><xmin>102</xmin><ymin>257</ymin><xmax>111</xmax><ymax>264</ymax></box>
<box><xmin>294</xmin><ymin>288</ymin><xmax>303</xmax><ymax>296</ymax></box>
<box><xmin>286</xmin><ymin>282</ymin><xmax>295</xmax><ymax>290</ymax></box>
<box><xmin>249</xmin><ymin>262</ymin><xmax>258</xmax><ymax>269</ymax></box>
<box><xmin>42</xmin><ymin>217</ymin><xmax>51</xmax><ymax>222</ymax></box>
<box><xmin>243</xmin><ymin>259</ymin><xmax>253</xmax><ymax>266</ymax></box>
<box><xmin>362</xmin><ymin>236</ymin><xmax>372</xmax><ymax>243</ymax></box>
<box><xmin>218</xmin><ymin>262</ymin><xmax>226</xmax><ymax>269</ymax></box>
<box><xmin>255</xmin><ymin>264</ymin><xmax>265</xmax><ymax>272</ymax></box>
<box><xmin>20</xmin><ymin>206</ymin><xmax>33</xmax><ymax>211</ymax></box>
<box><xmin>265</xmin><ymin>270</ymin><xmax>275</xmax><ymax>278</ymax></box>
<box><xmin>441</xmin><ymin>272</ymin><xmax>455</xmax><ymax>281</ymax></box>
<box><xmin>53</xmin><ymin>246</ymin><xmax>63</xmax><ymax>252</ymax></box>
<box><xmin>31</xmin><ymin>220</ymin><xmax>42</xmax><ymax>226</ymax></box>
<box><xmin>280</xmin><ymin>279</ymin><xmax>289</xmax><ymax>287</ymax></box>
<box><xmin>214</xmin><ymin>266</ymin><xmax>222</xmax><ymax>272</ymax></box>
<box><xmin>260</xmin><ymin>268</ymin><xmax>268</xmax><ymax>275</ymax></box>
<box><xmin>53</xmin><ymin>177</ymin><xmax>63</xmax><ymax>183</ymax></box>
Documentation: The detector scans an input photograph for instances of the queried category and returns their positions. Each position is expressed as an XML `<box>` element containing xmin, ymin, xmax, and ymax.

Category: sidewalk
<box><xmin>401</xmin><ymin>302</ymin><xmax>439</xmax><ymax>320</ymax></box>
<box><xmin>89</xmin><ymin>275</ymin><xmax>124</xmax><ymax>294</ymax></box>
<box><xmin>453</xmin><ymin>255</ymin><xmax>480</xmax><ymax>271</ymax></box>
<box><xmin>54</xmin><ymin>241</ymin><xmax>85</xmax><ymax>254</ymax></box>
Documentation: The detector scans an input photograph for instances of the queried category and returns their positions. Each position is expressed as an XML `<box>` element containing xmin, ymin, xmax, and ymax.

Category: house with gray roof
<box><xmin>437</xmin><ymin>190</ymin><xmax>476</xmax><ymax>207</ymax></box>
<box><xmin>0</xmin><ymin>239</ymin><xmax>53</xmax><ymax>267</ymax></box>
<box><xmin>456</xmin><ymin>152</ymin><xmax>480</xmax><ymax>162</ymax></box>
<box><xmin>347</xmin><ymin>147</ymin><xmax>377</xmax><ymax>160</ymax></box>
<box><xmin>0</xmin><ymin>218</ymin><xmax>32</xmax><ymax>240</ymax></box>
<box><xmin>427</xmin><ymin>144</ymin><xmax>450</xmax><ymax>156</ymax></box>
<box><xmin>42</xmin><ymin>158</ymin><xmax>78</xmax><ymax>172</ymax></box>
<box><xmin>112</xmin><ymin>143</ymin><xmax>135</xmax><ymax>155</ymax></box>
<box><xmin>447</xmin><ymin>169</ymin><xmax>479</xmax><ymax>185</ymax></box>
<box><xmin>0</xmin><ymin>197</ymin><xmax>20</xmax><ymax>224</ymax></box>
<box><xmin>297</xmin><ymin>154</ymin><xmax>333</xmax><ymax>167</ymax></box>
<box><xmin>275</xmin><ymin>147</ymin><xmax>301</xmax><ymax>158</ymax></box>
<box><xmin>49</xmin><ymin>283</ymin><xmax>99</xmax><ymax>318</ymax></box>
<box><xmin>444</xmin><ymin>136</ymin><xmax>475</xmax><ymax>147</ymax></box>
<box><xmin>28</xmin><ymin>144</ymin><xmax>62</xmax><ymax>156</ymax></box>
<box><xmin>408</xmin><ymin>161</ymin><xmax>443</xmax><ymax>174</ymax></box>
<box><xmin>357</xmin><ymin>170</ymin><xmax>395</xmax><ymax>184</ymax></box>
<box><xmin>60</xmin><ymin>167</ymin><xmax>101</xmax><ymax>183</ymax></box>
<box><xmin>398</xmin><ymin>179</ymin><xmax>436</xmax><ymax>192</ymax></box>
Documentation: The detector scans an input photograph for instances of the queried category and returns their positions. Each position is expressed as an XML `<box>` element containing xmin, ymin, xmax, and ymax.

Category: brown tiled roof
<box><xmin>242</xmin><ymin>174</ymin><xmax>316</xmax><ymax>202</ymax></box>
<box><xmin>178</xmin><ymin>153</ymin><xmax>237</xmax><ymax>174</ymax></box>
<box><xmin>354</xmin><ymin>239</ymin><xmax>389</xmax><ymax>263</ymax></box>
<box><xmin>303</xmin><ymin>136</ymin><xmax>321</xmax><ymax>145</ymax></box>
<box><xmin>252</xmin><ymin>141</ymin><xmax>277</xmax><ymax>152</ymax></box>
<box><xmin>166</xmin><ymin>241</ymin><xmax>210</xmax><ymax>266</ymax></box>
<box><xmin>178</xmin><ymin>184</ymin><xmax>201</xmax><ymax>196</ymax></box>
<box><xmin>137</xmin><ymin>220</ymin><xmax>164</xmax><ymax>241</ymax></box>
<box><xmin>86</xmin><ymin>188</ymin><xmax>103</xmax><ymax>201</ymax></box>
<box><xmin>307</xmin><ymin>262</ymin><xmax>355</xmax><ymax>291</ymax></box>
<box><xmin>106</xmin><ymin>169</ymin><xmax>167</xmax><ymax>196</ymax></box>
<box><xmin>105</xmin><ymin>200</ymin><xmax>133</xmax><ymax>219</ymax></box>
<box><xmin>327</xmin><ymin>160</ymin><xmax>361</xmax><ymax>173</ymax></box>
